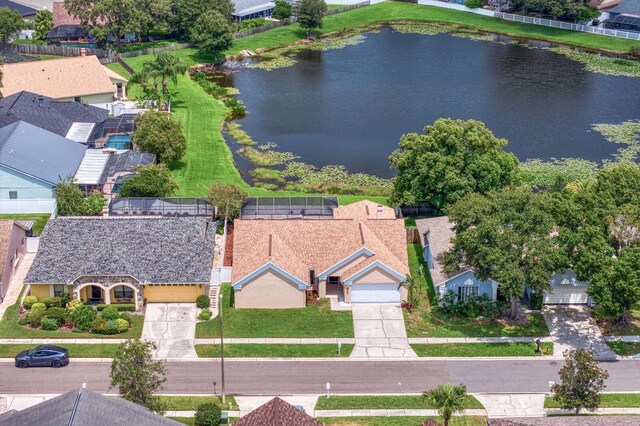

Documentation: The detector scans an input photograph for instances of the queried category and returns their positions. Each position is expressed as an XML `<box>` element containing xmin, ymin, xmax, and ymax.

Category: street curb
<box><xmin>0</xmin><ymin>356</ymin><xmax>566</xmax><ymax>362</ymax></box>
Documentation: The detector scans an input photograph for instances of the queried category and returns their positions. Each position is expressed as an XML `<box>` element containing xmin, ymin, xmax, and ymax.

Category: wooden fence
<box><xmin>3</xmin><ymin>43</ymin><xmax>115</xmax><ymax>59</ymax></box>
<box><xmin>118</xmin><ymin>42</ymin><xmax>192</xmax><ymax>58</ymax></box>
<box><xmin>406</xmin><ymin>228</ymin><xmax>421</xmax><ymax>244</ymax></box>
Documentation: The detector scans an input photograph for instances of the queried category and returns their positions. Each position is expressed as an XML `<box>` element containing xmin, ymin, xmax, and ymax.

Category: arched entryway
<box><xmin>75</xmin><ymin>282</ymin><xmax>140</xmax><ymax>310</ymax></box>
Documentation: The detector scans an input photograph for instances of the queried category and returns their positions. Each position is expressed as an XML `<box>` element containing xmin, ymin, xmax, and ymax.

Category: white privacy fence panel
<box><xmin>26</xmin><ymin>237</ymin><xmax>39</xmax><ymax>253</ymax></box>
<box><xmin>211</xmin><ymin>267</ymin><xmax>233</xmax><ymax>285</ymax></box>
<box><xmin>0</xmin><ymin>199</ymin><xmax>56</xmax><ymax>214</ymax></box>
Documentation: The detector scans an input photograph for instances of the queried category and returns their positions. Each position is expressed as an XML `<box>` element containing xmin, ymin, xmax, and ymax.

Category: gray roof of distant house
<box><xmin>608</xmin><ymin>0</ymin><xmax>640</xmax><ymax>14</ymax></box>
<box><xmin>0</xmin><ymin>121</ymin><xmax>86</xmax><ymax>185</ymax></box>
<box><xmin>0</xmin><ymin>0</ymin><xmax>37</xmax><ymax>16</ymax></box>
<box><xmin>233</xmin><ymin>0</ymin><xmax>275</xmax><ymax>16</ymax></box>
<box><xmin>0</xmin><ymin>388</ymin><xmax>181</xmax><ymax>426</ymax></box>
<box><xmin>99</xmin><ymin>150</ymin><xmax>156</xmax><ymax>184</ymax></box>
<box><xmin>25</xmin><ymin>217</ymin><xmax>216</xmax><ymax>284</ymax></box>
<box><xmin>0</xmin><ymin>51</ymin><xmax>40</xmax><ymax>64</ymax></box>
<box><xmin>0</xmin><ymin>91</ymin><xmax>108</xmax><ymax>137</ymax></box>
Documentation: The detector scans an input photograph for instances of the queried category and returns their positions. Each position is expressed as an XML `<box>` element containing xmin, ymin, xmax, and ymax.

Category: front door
<box><xmin>91</xmin><ymin>286</ymin><xmax>102</xmax><ymax>300</ymax></box>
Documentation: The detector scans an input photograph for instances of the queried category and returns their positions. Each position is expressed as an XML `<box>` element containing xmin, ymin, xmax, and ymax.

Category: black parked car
<box><xmin>15</xmin><ymin>345</ymin><xmax>69</xmax><ymax>368</ymax></box>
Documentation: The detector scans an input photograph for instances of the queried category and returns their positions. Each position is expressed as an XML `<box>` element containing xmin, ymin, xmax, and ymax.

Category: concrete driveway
<box><xmin>141</xmin><ymin>303</ymin><xmax>198</xmax><ymax>359</ymax></box>
<box><xmin>542</xmin><ymin>306</ymin><xmax>616</xmax><ymax>360</ymax></box>
<box><xmin>351</xmin><ymin>303</ymin><xmax>416</xmax><ymax>358</ymax></box>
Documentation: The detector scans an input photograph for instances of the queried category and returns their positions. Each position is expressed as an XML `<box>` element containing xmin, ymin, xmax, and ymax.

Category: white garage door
<box><xmin>544</xmin><ymin>287</ymin><xmax>589</xmax><ymax>305</ymax></box>
<box><xmin>351</xmin><ymin>283</ymin><xmax>401</xmax><ymax>303</ymax></box>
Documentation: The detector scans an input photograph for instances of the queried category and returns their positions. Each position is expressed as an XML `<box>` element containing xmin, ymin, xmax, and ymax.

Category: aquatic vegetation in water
<box><xmin>450</xmin><ymin>31</ymin><xmax>492</xmax><ymax>42</ymax></box>
<box><xmin>593</xmin><ymin>120</ymin><xmax>640</xmax><ymax>163</ymax></box>
<box><xmin>518</xmin><ymin>158</ymin><xmax>600</xmax><ymax>190</ymax></box>
<box><xmin>282</xmin><ymin>162</ymin><xmax>392</xmax><ymax>195</ymax></box>
<box><xmin>390</xmin><ymin>24</ymin><xmax>450</xmax><ymax>35</ymax></box>
<box><xmin>315</xmin><ymin>34</ymin><xmax>367</xmax><ymax>51</ymax></box>
<box><xmin>226</xmin><ymin>122</ymin><xmax>256</xmax><ymax>146</ymax></box>
<box><xmin>258</xmin><ymin>142</ymin><xmax>278</xmax><ymax>150</ymax></box>
<box><xmin>250</xmin><ymin>167</ymin><xmax>286</xmax><ymax>184</ymax></box>
<box><xmin>246</xmin><ymin>56</ymin><xmax>297</xmax><ymax>71</ymax></box>
<box><xmin>549</xmin><ymin>48</ymin><xmax>640</xmax><ymax>77</ymax></box>
<box><xmin>238</xmin><ymin>147</ymin><xmax>298</xmax><ymax>167</ymax></box>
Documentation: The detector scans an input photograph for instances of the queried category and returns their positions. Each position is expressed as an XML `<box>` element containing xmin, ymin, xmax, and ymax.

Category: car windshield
<box><xmin>27</xmin><ymin>348</ymin><xmax>37</xmax><ymax>356</ymax></box>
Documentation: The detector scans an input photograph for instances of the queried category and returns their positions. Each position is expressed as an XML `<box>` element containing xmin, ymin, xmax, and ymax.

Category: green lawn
<box><xmin>0</xmin><ymin>344</ymin><xmax>120</xmax><ymax>358</ymax></box>
<box><xmin>0</xmin><ymin>213</ymin><xmax>50</xmax><ymax>235</ymax></box>
<box><xmin>411</xmin><ymin>342</ymin><xmax>553</xmax><ymax>357</ymax></box>
<box><xmin>404</xmin><ymin>216</ymin><xmax>429</xmax><ymax>229</ymax></box>
<box><xmin>315</xmin><ymin>395</ymin><xmax>483</xmax><ymax>410</ymax></box>
<box><xmin>606</xmin><ymin>341</ymin><xmax>640</xmax><ymax>356</ymax></box>
<box><xmin>319</xmin><ymin>416</ymin><xmax>487</xmax><ymax>426</ymax></box>
<box><xmin>0</xmin><ymin>300</ymin><xmax>144</xmax><ymax>339</ymax></box>
<box><xmin>195</xmin><ymin>285</ymin><xmax>353</xmax><ymax>338</ymax></box>
<box><xmin>195</xmin><ymin>343</ymin><xmax>353</xmax><ymax>358</ymax></box>
<box><xmin>545</xmin><ymin>394</ymin><xmax>640</xmax><ymax>408</ymax></box>
<box><xmin>171</xmin><ymin>417</ymin><xmax>238</xmax><ymax>425</ymax></box>
<box><xmin>115</xmin><ymin>39</ymin><xmax>181</xmax><ymax>53</ymax></box>
<box><xmin>160</xmin><ymin>395</ymin><xmax>238</xmax><ymax>411</ymax></box>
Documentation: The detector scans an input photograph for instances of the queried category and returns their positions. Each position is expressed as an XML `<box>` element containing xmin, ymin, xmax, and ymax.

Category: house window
<box><xmin>458</xmin><ymin>285</ymin><xmax>479</xmax><ymax>302</ymax></box>
<box><xmin>327</xmin><ymin>276</ymin><xmax>340</xmax><ymax>285</ymax></box>
<box><xmin>114</xmin><ymin>285</ymin><xmax>134</xmax><ymax>299</ymax></box>
<box><xmin>53</xmin><ymin>284</ymin><xmax>66</xmax><ymax>297</ymax></box>
<box><xmin>9</xmin><ymin>191</ymin><xmax>17</xmax><ymax>200</ymax></box>
<box><xmin>309</xmin><ymin>270</ymin><xmax>316</xmax><ymax>285</ymax></box>
<box><xmin>74</xmin><ymin>97</ymin><xmax>81</xmax><ymax>102</ymax></box>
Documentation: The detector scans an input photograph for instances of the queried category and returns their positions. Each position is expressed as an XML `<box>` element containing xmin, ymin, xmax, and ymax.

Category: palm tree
<box><xmin>153</xmin><ymin>52</ymin><xmax>188</xmax><ymax>96</ymax></box>
<box><xmin>398</xmin><ymin>269</ymin><xmax>423</xmax><ymax>308</ymax></box>
<box><xmin>422</xmin><ymin>383</ymin><xmax>468</xmax><ymax>426</ymax></box>
<box><xmin>129</xmin><ymin>60</ymin><xmax>161</xmax><ymax>95</ymax></box>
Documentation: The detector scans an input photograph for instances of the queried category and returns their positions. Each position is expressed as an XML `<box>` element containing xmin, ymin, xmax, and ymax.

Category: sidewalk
<box><xmin>194</xmin><ymin>337</ymin><xmax>553</xmax><ymax>344</ymax></box>
<box><xmin>0</xmin><ymin>253</ymin><xmax>34</xmax><ymax>320</ymax></box>
<box><xmin>314</xmin><ymin>408</ymin><xmax>487</xmax><ymax>417</ymax></box>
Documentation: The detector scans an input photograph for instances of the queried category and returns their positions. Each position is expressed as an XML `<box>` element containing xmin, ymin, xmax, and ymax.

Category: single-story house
<box><xmin>0</xmin><ymin>91</ymin><xmax>108</xmax><ymax>139</ymax></box>
<box><xmin>0</xmin><ymin>387</ymin><xmax>181</xmax><ymax>426</ymax></box>
<box><xmin>0</xmin><ymin>55</ymin><xmax>128</xmax><ymax>103</ymax></box>
<box><xmin>234</xmin><ymin>397</ymin><xmax>323</xmax><ymax>426</ymax></box>
<box><xmin>232</xmin><ymin>0</ymin><xmax>276</xmax><ymax>21</ymax></box>
<box><xmin>0</xmin><ymin>220</ymin><xmax>30</xmax><ymax>300</ymax></box>
<box><xmin>24</xmin><ymin>217</ymin><xmax>216</xmax><ymax>309</ymax></box>
<box><xmin>0</xmin><ymin>121</ymin><xmax>86</xmax><ymax>201</ymax></box>
<box><xmin>232</xmin><ymin>200</ymin><xmax>409</xmax><ymax>308</ymax></box>
<box><xmin>0</xmin><ymin>0</ymin><xmax>37</xmax><ymax>20</ymax></box>
<box><xmin>416</xmin><ymin>216</ymin><xmax>499</xmax><ymax>303</ymax></box>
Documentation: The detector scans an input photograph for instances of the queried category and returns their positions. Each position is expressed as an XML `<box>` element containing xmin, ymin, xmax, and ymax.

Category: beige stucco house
<box><xmin>232</xmin><ymin>200</ymin><xmax>409</xmax><ymax>309</ymax></box>
<box><xmin>0</xmin><ymin>55</ymin><xmax>127</xmax><ymax>104</ymax></box>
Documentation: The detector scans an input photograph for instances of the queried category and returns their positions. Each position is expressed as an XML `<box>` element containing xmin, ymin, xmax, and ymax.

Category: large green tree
<box><xmin>296</xmin><ymin>0</ymin><xmax>327</xmax><ymax>37</ymax></box>
<box><xmin>118</xmin><ymin>164</ymin><xmax>178</xmax><ymax>197</ymax></box>
<box><xmin>91</xmin><ymin>0</ymin><xmax>139</xmax><ymax>48</ymax></box>
<box><xmin>551</xmin><ymin>349</ymin><xmax>609</xmax><ymax>415</ymax></box>
<box><xmin>207</xmin><ymin>183</ymin><xmax>247</xmax><ymax>221</ymax></box>
<box><xmin>422</xmin><ymin>383</ymin><xmax>467</xmax><ymax>426</ymax></box>
<box><xmin>0</xmin><ymin>7</ymin><xmax>26</xmax><ymax>43</ymax></box>
<box><xmin>189</xmin><ymin>10</ymin><xmax>233</xmax><ymax>58</ymax></box>
<box><xmin>134</xmin><ymin>0</ymin><xmax>171</xmax><ymax>39</ymax></box>
<box><xmin>171</xmin><ymin>0</ymin><xmax>234</xmax><ymax>36</ymax></box>
<box><xmin>153</xmin><ymin>51</ymin><xmax>188</xmax><ymax>95</ymax></box>
<box><xmin>132</xmin><ymin>111</ymin><xmax>187</xmax><ymax>165</ymax></box>
<box><xmin>272</xmin><ymin>0</ymin><xmax>293</xmax><ymax>19</ymax></box>
<box><xmin>110</xmin><ymin>339</ymin><xmax>167</xmax><ymax>414</ymax></box>
<box><xmin>33</xmin><ymin>9</ymin><xmax>53</xmax><ymax>41</ymax></box>
<box><xmin>389</xmin><ymin>119</ymin><xmax>519</xmax><ymax>212</ymax></box>
<box><xmin>444</xmin><ymin>187</ymin><xmax>565</xmax><ymax>318</ymax></box>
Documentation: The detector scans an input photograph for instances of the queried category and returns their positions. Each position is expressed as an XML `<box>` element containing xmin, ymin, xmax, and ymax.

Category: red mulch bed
<box><xmin>224</xmin><ymin>221</ymin><xmax>234</xmax><ymax>267</ymax></box>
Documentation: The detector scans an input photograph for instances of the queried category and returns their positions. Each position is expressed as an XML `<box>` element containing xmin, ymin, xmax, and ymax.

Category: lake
<box><xmin>223</xmin><ymin>27</ymin><xmax>640</xmax><ymax>179</ymax></box>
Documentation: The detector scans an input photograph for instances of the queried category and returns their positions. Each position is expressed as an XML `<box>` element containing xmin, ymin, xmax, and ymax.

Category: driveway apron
<box><xmin>351</xmin><ymin>303</ymin><xmax>416</xmax><ymax>358</ymax></box>
<box><xmin>542</xmin><ymin>306</ymin><xmax>617</xmax><ymax>360</ymax></box>
<box><xmin>141</xmin><ymin>303</ymin><xmax>198</xmax><ymax>358</ymax></box>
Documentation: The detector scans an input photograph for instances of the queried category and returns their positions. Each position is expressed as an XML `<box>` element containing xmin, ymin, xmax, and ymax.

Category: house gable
<box><xmin>343</xmin><ymin>260</ymin><xmax>406</xmax><ymax>286</ymax></box>
<box><xmin>436</xmin><ymin>270</ymin><xmax>499</xmax><ymax>300</ymax></box>
<box><xmin>233</xmin><ymin>262</ymin><xmax>308</xmax><ymax>291</ymax></box>
<box><xmin>317</xmin><ymin>247</ymin><xmax>375</xmax><ymax>279</ymax></box>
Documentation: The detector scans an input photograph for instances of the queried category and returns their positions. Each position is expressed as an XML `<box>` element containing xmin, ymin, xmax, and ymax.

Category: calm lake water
<box><xmin>224</xmin><ymin>27</ymin><xmax>640</xmax><ymax>178</ymax></box>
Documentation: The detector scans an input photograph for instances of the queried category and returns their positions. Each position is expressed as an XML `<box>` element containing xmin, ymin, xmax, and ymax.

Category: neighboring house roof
<box><xmin>0</xmin><ymin>56</ymin><xmax>126</xmax><ymax>100</ymax></box>
<box><xmin>24</xmin><ymin>217</ymin><xmax>216</xmax><ymax>284</ymax></box>
<box><xmin>232</xmin><ymin>203</ymin><xmax>409</xmax><ymax>287</ymax></box>
<box><xmin>550</xmin><ymin>269</ymin><xmax>588</xmax><ymax>287</ymax></box>
<box><xmin>0</xmin><ymin>0</ymin><xmax>37</xmax><ymax>17</ymax></box>
<box><xmin>99</xmin><ymin>150</ymin><xmax>156</xmax><ymax>184</ymax></box>
<box><xmin>333</xmin><ymin>200</ymin><xmax>397</xmax><ymax>220</ymax></box>
<box><xmin>487</xmin><ymin>417</ymin><xmax>640</xmax><ymax>426</ymax></box>
<box><xmin>593</xmin><ymin>0</ymin><xmax>622</xmax><ymax>10</ymax></box>
<box><xmin>74</xmin><ymin>149</ymin><xmax>111</xmax><ymax>185</ymax></box>
<box><xmin>47</xmin><ymin>24</ymin><xmax>89</xmax><ymax>40</ymax></box>
<box><xmin>607</xmin><ymin>0</ymin><xmax>640</xmax><ymax>14</ymax></box>
<box><xmin>0</xmin><ymin>91</ymin><xmax>108</xmax><ymax>137</ymax></box>
<box><xmin>233</xmin><ymin>0</ymin><xmax>275</xmax><ymax>16</ymax></box>
<box><xmin>52</xmin><ymin>1</ymin><xmax>81</xmax><ymax>26</ymax></box>
<box><xmin>0</xmin><ymin>387</ymin><xmax>181</xmax><ymax>426</ymax></box>
<box><xmin>0</xmin><ymin>121</ymin><xmax>86</xmax><ymax>186</ymax></box>
<box><xmin>0</xmin><ymin>51</ymin><xmax>40</xmax><ymax>64</ymax></box>
<box><xmin>234</xmin><ymin>397</ymin><xmax>323</xmax><ymax>426</ymax></box>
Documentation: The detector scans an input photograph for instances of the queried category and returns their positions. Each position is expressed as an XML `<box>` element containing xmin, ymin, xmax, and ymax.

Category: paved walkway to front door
<box><xmin>350</xmin><ymin>304</ymin><xmax>416</xmax><ymax>358</ymax></box>
<box><xmin>141</xmin><ymin>303</ymin><xmax>198</xmax><ymax>359</ymax></box>
<box><xmin>542</xmin><ymin>306</ymin><xmax>617</xmax><ymax>360</ymax></box>
<box><xmin>0</xmin><ymin>253</ymin><xmax>34</xmax><ymax>320</ymax></box>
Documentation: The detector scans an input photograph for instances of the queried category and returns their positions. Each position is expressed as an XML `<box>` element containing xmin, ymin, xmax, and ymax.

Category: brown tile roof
<box><xmin>415</xmin><ymin>216</ymin><xmax>471</xmax><ymax>286</ymax></box>
<box><xmin>0</xmin><ymin>56</ymin><xmax>126</xmax><ymax>100</ymax></box>
<box><xmin>0</xmin><ymin>220</ymin><xmax>14</xmax><ymax>275</ymax></box>
<box><xmin>488</xmin><ymin>417</ymin><xmax>640</xmax><ymax>426</ymax></box>
<box><xmin>333</xmin><ymin>200</ymin><xmax>396</xmax><ymax>219</ymax></box>
<box><xmin>232</xmin><ymin>214</ymin><xmax>409</xmax><ymax>285</ymax></box>
<box><xmin>52</xmin><ymin>1</ymin><xmax>81</xmax><ymax>26</ymax></box>
<box><xmin>234</xmin><ymin>397</ymin><xmax>323</xmax><ymax>426</ymax></box>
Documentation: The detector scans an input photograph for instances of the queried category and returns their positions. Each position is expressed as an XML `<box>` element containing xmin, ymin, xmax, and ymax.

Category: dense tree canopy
<box><xmin>0</xmin><ymin>7</ymin><xmax>25</xmax><ymax>43</ymax></box>
<box><xmin>389</xmin><ymin>118</ymin><xmax>519</xmax><ymax>212</ymax></box>
<box><xmin>92</xmin><ymin>0</ymin><xmax>138</xmax><ymax>47</ymax></box>
<box><xmin>272</xmin><ymin>0</ymin><xmax>293</xmax><ymax>19</ymax></box>
<box><xmin>511</xmin><ymin>0</ymin><xmax>600</xmax><ymax>22</ymax></box>
<box><xmin>171</xmin><ymin>0</ymin><xmax>234</xmax><ymax>36</ymax></box>
<box><xmin>132</xmin><ymin>111</ymin><xmax>187</xmax><ymax>165</ymax></box>
<box><xmin>297</xmin><ymin>0</ymin><xmax>327</xmax><ymax>36</ymax></box>
<box><xmin>207</xmin><ymin>183</ymin><xmax>248</xmax><ymax>220</ymax></box>
<box><xmin>189</xmin><ymin>10</ymin><xmax>234</xmax><ymax>57</ymax></box>
<box><xmin>33</xmin><ymin>9</ymin><xmax>53</xmax><ymax>41</ymax></box>
<box><xmin>118</xmin><ymin>164</ymin><xmax>178</xmax><ymax>197</ymax></box>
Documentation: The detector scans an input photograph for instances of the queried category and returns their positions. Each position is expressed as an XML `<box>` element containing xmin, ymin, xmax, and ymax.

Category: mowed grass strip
<box><xmin>315</xmin><ymin>394</ymin><xmax>483</xmax><ymax>410</ymax></box>
<box><xmin>159</xmin><ymin>395</ymin><xmax>238</xmax><ymax>411</ymax></box>
<box><xmin>195</xmin><ymin>285</ymin><xmax>354</xmax><ymax>338</ymax></box>
<box><xmin>411</xmin><ymin>342</ymin><xmax>553</xmax><ymax>357</ymax></box>
<box><xmin>607</xmin><ymin>341</ymin><xmax>640</xmax><ymax>356</ymax></box>
<box><xmin>319</xmin><ymin>416</ymin><xmax>487</xmax><ymax>426</ymax></box>
<box><xmin>195</xmin><ymin>343</ymin><xmax>353</xmax><ymax>358</ymax></box>
<box><xmin>0</xmin><ymin>344</ymin><xmax>120</xmax><ymax>358</ymax></box>
<box><xmin>545</xmin><ymin>394</ymin><xmax>640</xmax><ymax>408</ymax></box>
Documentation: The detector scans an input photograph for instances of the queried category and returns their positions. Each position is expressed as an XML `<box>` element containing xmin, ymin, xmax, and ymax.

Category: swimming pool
<box><xmin>106</xmin><ymin>134</ymin><xmax>132</xmax><ymax>149</ymax></box>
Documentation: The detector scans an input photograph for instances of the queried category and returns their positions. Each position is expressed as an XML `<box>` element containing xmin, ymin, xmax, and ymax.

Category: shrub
<box><xmin>44</xmin><ymin>307</ymin><xmax>67</xmax><ymax>323</ymax></box>
<box><xmin>439</xmin><ymin>292</ymin><xmax>504</xmax><ymax>319</ymax></box>
<box><xmin>101</xmin><ymin>305</ymin><xmax>119</xmax><ymax>321</ymax></box>
<box><xmin>198</xmin><ymin>309</ymin><xmax>212</xmax><ymax>321</ymax></box>
<box><xmin>91</xmin><ymin>316</ymin><xmax>106</xmax><ymax>334</ymax></box>
<box><xmin>48</xmin><ymin>297</ymin><xmax>62</xmax><ymax>307</ymax></box>
<box><xmin>530</xmin><ymin>292</ymin><xmax>544</xmax><ymax>310</ymax></box>
<box><xmin>196</xmin><ymin>295</ymin><xmax>211</xmax><ymax>309</ymax></box>
<box><xmin>18</xmin><ymin>318</ymin><xmax>29</xmax><ymax>326</ymax></box>
<box><xmin>118</xmin><ymin>312</ymin><xmax>133</xmax><ymax>323</ymax></box>
<box><xmin>102</xmin><ymin>320</ymin><xmax>120</xmax><ymax>335</ymax></box>
<box><xmin>31</xmin><ymin>302</ymin><xmax>46</xmax><ymax>314</ymax></box>
<box><xmin>224</xmin><ymin>97</ymin><xmax>247</xmax><ymax>119</ymax></box>
<box><xmin>630</xmin><ymin>46</ymin><xmax>640</xmax><ymax>59</ymax></box>
<box><xmin>23</xmin><ymin>295</ymin><xmax>38</xmax><ymax>309</ymax></box>
<box><xmin>83</xmin><ymin>192</ymin><xmax>106</xmax><ymax>216</ymax></box>
<box><xmin>66</xmin><ymin>299</ymin><xmax>83</xmax><ymax>313</ymax></box>
<box><xmin>115</xmin><ymin>318</ymin><xmax>129</xmax><ymax>333</ymax></box>
<box><xmin>27</xmin><ymin>311</ymin><xmax>44</xmax><ymax>328</ymax></box>
<box><xmin>60</xmin><ymin>292</ymin><xmax>70</xmax><ymax>308</ymax></box>
<box><xmin>40</xmin><ymin>297</ymin><xmax>53</xmax><ymax>308</ymax></box>
<box><xmin>272</xmin><ymin>0</ymin><xmax>292</xmax><ymax>20</ymax></box>
<box><xmin>464</xmin><ymin>0</ymin><xmax>483</xmax><ymax>8</ymax></box>
<box><xmin>68</xmin><ymin>305</ymin><xmax>97</xmax><ymax>331</ymax></box>
<box><xmin>96</xmin><ymin>304</ymin><xmax>135</xmax><ymax>312</ymax></box>
<box><xmin>194</xmin><ymin>402</ymin><xmax>221</xmax><ymax>426</ymax></box>
<box><xmin>41</xmin><ymin>316</ymin><xmax>59</xmax><ymax>330</ymax></box>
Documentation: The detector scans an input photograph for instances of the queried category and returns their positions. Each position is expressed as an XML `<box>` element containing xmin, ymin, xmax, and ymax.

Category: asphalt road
<box><xmin>2</xmin><ymin>359</ymin><xmax>640</xmax><ymax>395</ymax></box>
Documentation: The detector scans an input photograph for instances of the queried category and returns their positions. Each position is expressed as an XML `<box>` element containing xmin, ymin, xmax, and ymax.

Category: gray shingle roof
<box><xmin>0</xmin><ymin>91</ymin><xmax>108</xmax><ymax>137</ymax></box>
<box><xmin>233</xmin><ymin>0</ymin><xmax>275</xmax><ymax>16</ymax></box>
<box><xmin>0</xmin><ymin>0</ymin><xmax>37</xmax><ymax>17</ymax></box>
<box><xmin>0</xmin><ymin>388</ymin><xmax>181</xmax><ymax>426</ymax></box>
<box><xmin>608</xmin><ymin>0</ymin><xmax>640</xmax><ymax>14</ymax></box>
<box><xmin>25</xmin><ymin>217</ymin><xmax>215</xmax><ymax>284</ymax></box>
<box><xmin>0</xmin><ymin>121</ymin><xmax>86</xmax><ymax>185</ymax></box>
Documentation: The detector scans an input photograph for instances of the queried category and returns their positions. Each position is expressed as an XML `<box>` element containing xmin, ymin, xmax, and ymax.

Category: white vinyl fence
<box><xmin>211</xmin><ymin>267</ymin><xmax>233</xmax><ymax>285</ymax></box>
<box><xmin>495</xmin><ymin>12</ymin><xmax>640</xmax><ymax>40</ymax></box>
<box><xmin>26</xmin><ymin>237</ymin><xmax>39</xmax><ymax>253</ymax></box>
<box><xmin>0</xmin><ymin>199</ymin><xmax>56</xmax><ymax>214</ymax></box>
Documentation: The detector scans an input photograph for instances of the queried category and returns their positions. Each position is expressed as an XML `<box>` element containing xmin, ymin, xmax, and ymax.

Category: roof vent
<box><xmin>376</xmin><ymin>205</ymin><xmax>384</xmax><ymax>219</ymax></box>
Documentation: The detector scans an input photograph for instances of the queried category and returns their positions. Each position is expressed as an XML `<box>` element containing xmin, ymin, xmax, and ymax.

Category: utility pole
<box><xmin>219</xmin><ymin>292</ymin><xmax>226</xmax><ymax>404</ymax></box>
